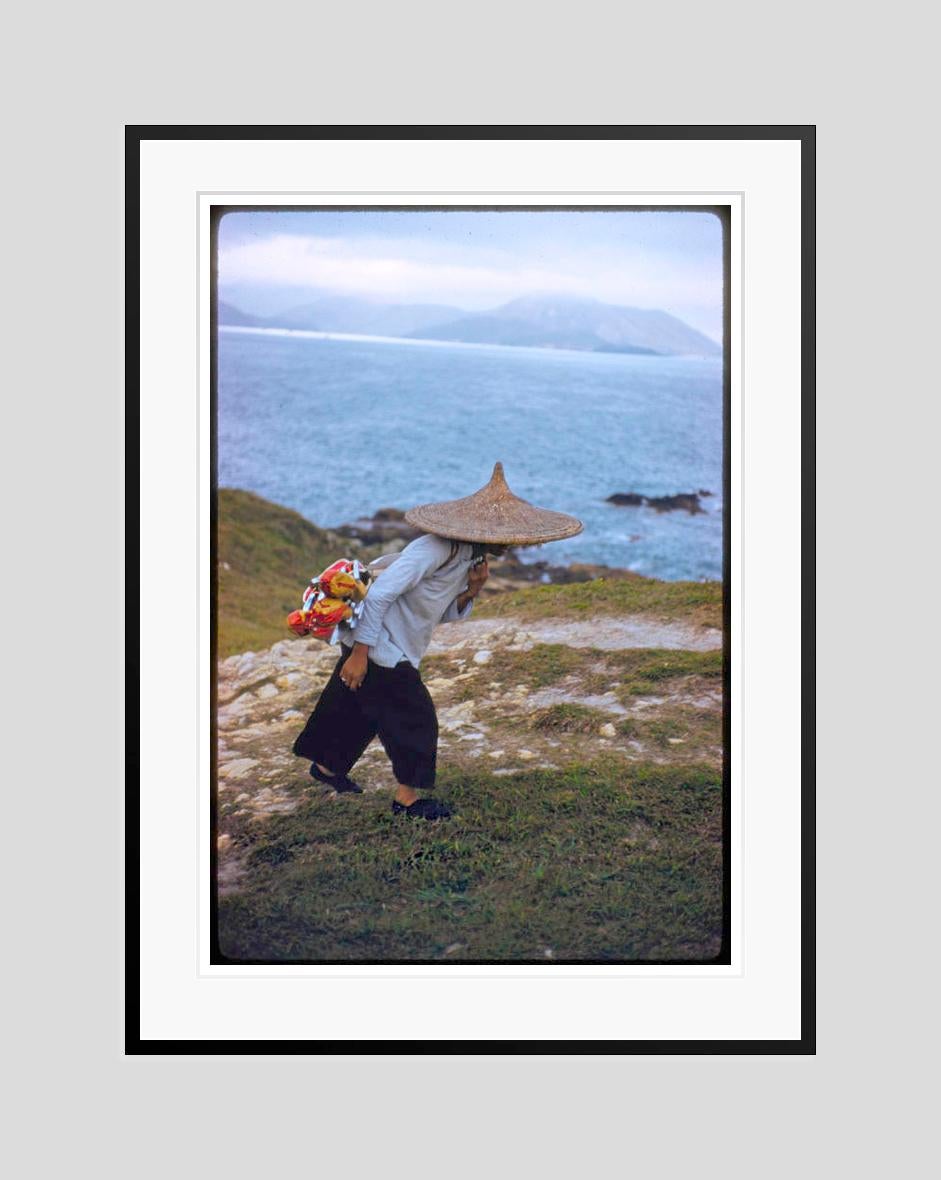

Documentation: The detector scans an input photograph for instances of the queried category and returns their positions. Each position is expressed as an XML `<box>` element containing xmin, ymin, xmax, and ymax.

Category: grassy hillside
<box><xmin>216</xmin><ymin>489</ymin><xmax>379</xmax><ymax>659</ymax></box>
<box><xmin>217</xmin><ymin>759</ymin><xmax>723</xmax><ymax>963</ymax></box>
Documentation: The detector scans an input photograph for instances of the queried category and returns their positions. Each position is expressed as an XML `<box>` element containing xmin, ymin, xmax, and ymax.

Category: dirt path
<box><xmin>426</xmin><ymin>616</ymin><xmax>721</xmax><ymax>655</ymax></box>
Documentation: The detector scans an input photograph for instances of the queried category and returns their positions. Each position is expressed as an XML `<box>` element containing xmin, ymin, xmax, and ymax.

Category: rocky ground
<box><xmin>216</xmin><ymin>612</ymin><xmax>723</xmax><ymax>895</ymax></box>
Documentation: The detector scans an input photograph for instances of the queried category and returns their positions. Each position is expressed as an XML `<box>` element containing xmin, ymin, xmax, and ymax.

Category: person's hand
<box><xmin>467</xmin><ymin>560</ymin><xmax>490</xmax><ymax>598</ymax></box>
<box><xmin>340</xmin><ymin>650</ymin><xmax>368</xmax><ymax>691</ymax></box>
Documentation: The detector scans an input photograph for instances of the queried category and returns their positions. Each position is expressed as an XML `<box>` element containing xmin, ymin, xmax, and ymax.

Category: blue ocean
<box><xmin>218</xmin><ymin>327</ymin><xmax>724</xmax><ymax>581</ymax></box>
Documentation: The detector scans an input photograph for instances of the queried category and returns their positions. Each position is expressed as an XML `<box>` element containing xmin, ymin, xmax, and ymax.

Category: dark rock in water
<box><xmin>698</xmin><ymin>489</ymin><xmax>713</xmax><ymax>498</ymax></box>
<box><xmin>606</xmin><ymin>491</ymin><xmax>705</xmax><ymax>515</ymax></box>
<box><xmin>333</xmin><ymin>507</ymin><xmax>423</xmax><ymax>546</ymax></box>
<box><xmin>646</xmin><ymin>493</ymin><xmax>704</xmax><ymax>515</ymax></box>
<box><xmin>489</xmin><ymin>550</ymin><xmax>640</xmax><ymax>587</ymax></box>
<box><xmin>488</xmin><ymin>551</ymin><xmax>549</xmax><ymax>582</ymax></box>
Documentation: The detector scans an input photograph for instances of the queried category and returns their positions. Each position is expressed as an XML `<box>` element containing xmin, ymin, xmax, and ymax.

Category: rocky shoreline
<box><xmin>606</xmin><ymin>489</ymin><xmax>714</xmax><ymax>515</ymax></box>
<box><xmin>329</xmin><ymin>506</ymin><xmax>643</xmax><ymax>593</ymax></box>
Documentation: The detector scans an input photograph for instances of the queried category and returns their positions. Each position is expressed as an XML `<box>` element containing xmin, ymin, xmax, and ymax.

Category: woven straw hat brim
<box><xmin>404</xmin><ymin>462</ymin><xmax>584</xmax><ymax>546</ymax></box>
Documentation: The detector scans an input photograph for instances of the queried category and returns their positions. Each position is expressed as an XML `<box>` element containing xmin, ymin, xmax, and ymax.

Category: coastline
<box><xmin>219</xmin><ymin>323</ymin><xmax>723</xmax><ymax>364</ymax></box>
<box><xmin>216</xmin><ymin>487</ymin><xmax>722</xmax><ymax>661</ymax></box>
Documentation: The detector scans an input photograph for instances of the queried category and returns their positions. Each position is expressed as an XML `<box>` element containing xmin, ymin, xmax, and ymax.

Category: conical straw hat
<box><xmin>404</xmin><ymin>462</ymin><xmax>584</xmax><ymax>546</ymax></box>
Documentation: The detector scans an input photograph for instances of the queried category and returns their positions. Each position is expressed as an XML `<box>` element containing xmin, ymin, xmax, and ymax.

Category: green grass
<box><xmin>217</xmin><ymin>488</ymin><xmax>380</xmax><ymax>659</ymax></box>
<box><xmin>426</xmin><ymin>644</ymin><xmax>722</xmax><ymax>706</ymax></box>
<box><xmin>608</xmin><ymin>649</ymin><xmax>723</xmax><ymax>697</ymax></box>
<box><xmin>530</xmin><ymin>703</ymin><xmax>608</xmax><ymax>733</ymax></box>
<box><xmin>216</xmin><ymin>761</ymin><xmax>724</xmax><ymax>963</ymax></box>
<box><xmin>423</xmin><ymin>643</ymin><xmax>592</xmax><ymax>700</ymax></box>
<box><xmin>473</xmin><ymin>577</ymin><xmax>723</xmax><ymax>628</ymax></box>
<box><xmin>616</xmin><ymin>707</ymin><xmax>721</xmax><ymax>751</ymax></box>
<box><xmin>481</xmin><ymin>643</ymin><xmax>590</xmax><ymax>688</ymax></box>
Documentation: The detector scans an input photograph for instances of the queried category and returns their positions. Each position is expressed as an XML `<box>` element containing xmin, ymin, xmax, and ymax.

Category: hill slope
<box><xmin>264</xmin><ymin>293</ymin><xmax>463</xmax><ymax>337</ymax></box>
<box><xmin>412</xmin><ymin>294</ymin><xmax>721</xmax><ymax>356</ymax></box>
<box><xmin>217</xmin><ymin>489</ymin><xmax>380</xmax><ymax>658</ymax></box>
<box><xmin>218</xmin><ymin>301</ymin><xmax>265</xmax><ymax>327</ymax></box>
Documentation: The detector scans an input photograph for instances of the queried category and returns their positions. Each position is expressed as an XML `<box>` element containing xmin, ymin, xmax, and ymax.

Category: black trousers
<box><xmin>292</xmin><ymin>651</ymin><xmax>439</xmax><ymax>790</ymax></box>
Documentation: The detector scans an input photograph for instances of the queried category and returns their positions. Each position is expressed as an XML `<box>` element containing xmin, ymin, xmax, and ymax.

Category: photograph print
<box><xmin>211</xmin><ymin>205</ymin><xmax>728</xmax><ymax>965</ymax></box>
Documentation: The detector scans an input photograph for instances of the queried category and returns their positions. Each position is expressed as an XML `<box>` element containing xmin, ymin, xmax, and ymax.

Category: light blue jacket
<box><xmin>340</xmin><ymin>534</ymin><xmax>476</xmax><ymax>668</ymax></box>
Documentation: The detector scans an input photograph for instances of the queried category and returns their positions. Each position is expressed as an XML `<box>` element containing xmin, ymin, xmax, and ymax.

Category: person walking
<box><xmin>292</xmin><ymin>462</ymin><xmax>583</xmax><ymax>820</ymax></box>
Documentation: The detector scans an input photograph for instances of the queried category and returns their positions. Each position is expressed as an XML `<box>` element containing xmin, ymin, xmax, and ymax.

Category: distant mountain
<box><xmin>403</xmin><ymin>313</ymin><xmax>658</xmax><ymax>354</ymax></box>
<box><xmin>412</xmin><ymin>295</ymin><xmax>720</xmax><ymax>356</ymax></box>
<box><xmin>217</xmin><ymin>291</ymin><xmax>721</xmax><ymax>356</ymax></box>
<box><xmin>218</xmin><ymin>301</ymin><xmax>265</xmax><ymax>327</ymax></box>
<box><xmin>218</xmin><ymin>283</ymin><xmax>325</xmax><ymax>319</ymax></box>
<box><xmin>262</xmin><ymin>294</ymin><xmax>463</xmax><ymax>338</ymax></box>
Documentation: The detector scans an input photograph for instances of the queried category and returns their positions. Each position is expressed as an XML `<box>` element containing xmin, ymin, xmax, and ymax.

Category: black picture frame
<box><xmin>127</xmin><ymin>124</ymin><xmax>815</xmax><ymax>1055</ymax></box>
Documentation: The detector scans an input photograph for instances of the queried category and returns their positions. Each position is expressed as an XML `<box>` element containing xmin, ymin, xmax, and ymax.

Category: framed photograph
<box><xmin>131</xmin><ymin>126</ymin><xmax>813</xmax><ymax>1052</ymax></box>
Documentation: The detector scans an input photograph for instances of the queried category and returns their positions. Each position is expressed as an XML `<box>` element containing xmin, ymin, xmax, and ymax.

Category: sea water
<box><xmin>218</xmin><ymin>326</ymin><xmax>724</xmax><ymax>581</ymax></box>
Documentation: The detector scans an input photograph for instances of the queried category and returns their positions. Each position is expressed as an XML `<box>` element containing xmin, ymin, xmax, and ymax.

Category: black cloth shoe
<box><xmin>392</xmin><ymin>797</ymin><xmax>452</xmax><ymax>820</ymax></box>
<box><xmin>309</xmin><ymin>764</ymin><xmax>363</xmax><ymax>793</ymax></box>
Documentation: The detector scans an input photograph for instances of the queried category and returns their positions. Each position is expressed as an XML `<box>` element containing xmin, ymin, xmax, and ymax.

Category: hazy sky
<box><xmin>218</xmin><ymin>209</ymin><xmax>724</xmax><ymax>342</ymax></box>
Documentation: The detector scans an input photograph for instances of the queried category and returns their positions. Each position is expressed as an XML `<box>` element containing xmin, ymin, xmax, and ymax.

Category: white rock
<box><xmin>518</xmin><ymin>749</ymin><xmax>536</xmax><ymax>760</ymax></box>
<box><xmin>280</xmin><ymin>709</ymin><xmax>303</xmax><ymax>721</ymax></box>
<box><xmin>599</xmin><ymin>723</ymin><xmax>617</xmax><ymax>738</ymax></box>
<box><xmin>219</xmin><ymin>758</ymin><xmax>258</xmax><ymax>780</ymax></box>
<box><xmin>667</xmin><ymin>738</ymin><xmax>686</xmax><ymax>745</ymax></box>
<box><xmin>438</xmin><ymin>701</ymin><xmax>476</xmax><ymax>732</ymax></box>
<box><xmin>487</xmin><ymin>749</ymin><xmax>506</xmax><ymax>759</ymax></box>
<box><xmin>473</xmin><ymin>649</ymin><xmax>493</xmax><ymax>665</ymax></box>
<box><xmin>256</xmin><ymin>683</ymin><xmax>279</xmax><ymax>700</ymax></box>
<box><xmin>273</xmin><ymin>653</ymin><xmax>302</xmax><ymax>670</ymax></box>
<box><xmin>217</xmin><ymin>695</ymin><xmax>254</xmax><ymax>726</ymax></box>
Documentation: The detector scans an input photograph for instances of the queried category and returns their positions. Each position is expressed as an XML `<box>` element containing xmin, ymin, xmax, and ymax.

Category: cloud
<box><xmin>218</xmin><ymin>232</ymin><xmax>720</xmax><ymax>316</ymax></box>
